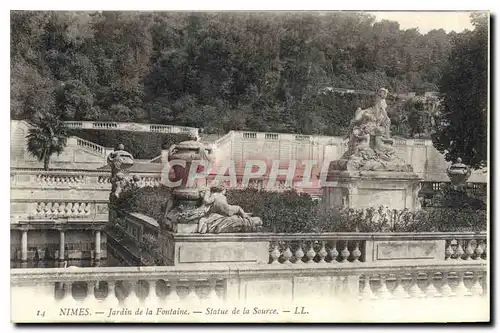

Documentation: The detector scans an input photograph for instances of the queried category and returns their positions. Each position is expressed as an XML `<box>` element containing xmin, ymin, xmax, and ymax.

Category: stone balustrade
<box><xmin>61</xmin><ymin>120</ymin><xmax>198</xmax><ymax>135</ymax></box>
<box><xmin>31</xmin><ymin>201</ymin><xmax>94</xmax><ymax>219</ymax></box>
<box><xmin>11</xmin><ymin>261</ymin><xmax>488</xmax><ymax>322</ymax></box>
<box><xmin>76</xmin><ymin>137</ymin><xmax>107</xmax><ymax>156</ymax></box>
<box><xmin>11</xmin><ymin>169</ymin><xmax>162</xmax><ymax>190</ymax></box>
<box><xmin>445</xmin><ymin>236</ymin><xmax>488</xmax><ymax>261</ymax></box>
<box><xmin>268</xmin><ymin>232</ymin><xmax>487</xmax><ymax>264</ymax></box>
<box><xmin>10</xmin><ymin>199</ymin><xmax>109</xmax><ymax>224</ymax></box>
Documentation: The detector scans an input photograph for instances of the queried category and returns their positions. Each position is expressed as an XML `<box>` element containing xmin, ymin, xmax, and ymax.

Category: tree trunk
<box><xmin>43</xmin><ymin>152</ymin><xmax>50</xmax><ymax>170</ymax></box>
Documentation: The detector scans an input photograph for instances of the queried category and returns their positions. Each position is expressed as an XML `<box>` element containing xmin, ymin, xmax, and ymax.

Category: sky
<box><xmin>369</xmin><ymin>11</ymin><xmax>476</xmax><ymax>34</ymax></box>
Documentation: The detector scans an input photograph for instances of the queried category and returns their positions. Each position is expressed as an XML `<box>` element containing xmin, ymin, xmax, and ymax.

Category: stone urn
<box><xmin>446</xmin><ymin>158</ymin><xmax>471</xmax><ymax>187</ymax></box>
<box><xmin>167</xmin><ymin>133</ymin><xmax>210</xmax><ymax>205</ymax></box>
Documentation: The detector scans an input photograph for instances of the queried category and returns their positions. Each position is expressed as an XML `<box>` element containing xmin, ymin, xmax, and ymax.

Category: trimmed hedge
<box><xmin>69</xmin><ymin>129</ymin><xmax>188</xmax><ymax>159</ymax></box>
<box><xmin>114</xmin><ymin>187</ymin><xmax>487</xmax><ymax>233</ymax></box>
<box><xmin>113</xmin><ymin>185</ymin><xmax>172</xmax><ymax>223</ymax></box>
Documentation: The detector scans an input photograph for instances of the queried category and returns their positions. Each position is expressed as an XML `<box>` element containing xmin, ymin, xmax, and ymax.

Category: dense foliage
<box><xmin>422</xmin><ymin>183</ymin><xmax>487</xmax><ymax>210</ymax></box>
<box><xmin>432</xmin><ymin>13</ymin><xmax>489</xmax><ymax>169</ymax></box>
<box><xmin>12</xmin><ymin>11</ymin><xmax>465</xmax><ymax>137</ymax></box>
<box><xmin>68</xmin><ymin>129</ymin><xmax>187</xmax><ymax>159</ymax></box>
<box><xmin>113</xmin><ymin>185</ymin><xmax>172</xmax><ymax>223</ymax></box>
<box><xmin>116</xmin><ymin>186</ymin><xmax>486</xmax><ymax>233</ymax></box>
<box><xmin>227</xmin><ymin>188</ymin><xmax>486</xmax><ymax>233</ymax></box>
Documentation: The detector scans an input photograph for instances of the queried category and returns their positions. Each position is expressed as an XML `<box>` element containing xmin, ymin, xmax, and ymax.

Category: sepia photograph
<box><xmin>8</xmin><ymin>8</ymin><xmax>490</xmax><ymax>323</ymax></box>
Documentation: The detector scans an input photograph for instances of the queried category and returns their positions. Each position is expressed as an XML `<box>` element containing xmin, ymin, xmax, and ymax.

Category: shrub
<box><xmin>113</xmin><ymin>186</ymin><xmax>487</xmax><ymax>233</ymax></box>
<box><xmin>227</xmin><ymin>188</ymin><xmax>487</xmax><ymax>233</ymax></box>
<box><xmin>113</xmin><ymin>184</ymin><xmax>172</xmax><ymax>222</ymax></box>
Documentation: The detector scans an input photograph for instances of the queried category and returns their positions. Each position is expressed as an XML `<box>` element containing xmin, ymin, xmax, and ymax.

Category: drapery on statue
<box><xmin>336</xmin><ymin>88</ymin><xmax>413</xmax><ymax>172</ymax></box>
<box><xmin>197</xmin><ymin>186</ymin><xmax>263</xmax><ymax>233</ymax></box>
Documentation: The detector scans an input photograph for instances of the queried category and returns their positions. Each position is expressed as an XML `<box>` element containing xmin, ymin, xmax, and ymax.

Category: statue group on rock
<box><xmin>337</xmin><ymin>88</ymin><xmax>413</xmax><ymax>172</ymax></box>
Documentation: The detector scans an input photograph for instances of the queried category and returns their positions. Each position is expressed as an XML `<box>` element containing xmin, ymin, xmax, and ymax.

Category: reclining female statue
<box><xmin>197</xmin><ymin>186</ymin><xmax>263</xmax><ymax>233</ymax></box>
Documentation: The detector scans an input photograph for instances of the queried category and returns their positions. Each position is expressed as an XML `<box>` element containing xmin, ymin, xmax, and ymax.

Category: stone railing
<box><xmin>9</xmin><ymin>199</ymin><xmax>109</xmax><ymax>222</ymax></box>
<box><xmin>10</xmin><ymin>198</ymin><xmax>108</xmax><ymax>225</ymax></box>
<box><xmin>30</xmin><ymin>201</ymin><xmax>95</xmax><ymax>219</ymax></box>
<box><xmin>267</xmin><ymin>232</ymin><xmax>488</xmax><ymax>265</ymax></box>
<box><xmin>11</xmin><ymin>169</ymin><xmax>162</xmax><ymax>190</ymax></box>
<box><xmin>63</xmin><ymin>121</ymin><xmax>198</xmax><ymax>135</ymax></box>
<box><xmin>121</xmin><ymin>213</ymin><xmax>487</xmax><ymax>267</ymax></box>
<box><xmin>75</xmin><ymin>137</ymin><xmax>107</xmax><ymax>156</ymax></box>
<box><xmin>11</xmin><ymin>261</ymin><xmax>488</xmax><ymax>322</ymax></box>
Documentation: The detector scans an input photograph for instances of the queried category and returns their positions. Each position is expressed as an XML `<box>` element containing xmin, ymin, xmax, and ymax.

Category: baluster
<box><xmin>464</xmin><ymin>240</ymin><xmax>474</xmax><ymax>260</ymax></box>
<box><xmin>65</xmin><ymin>203</ymin><xmax>72</xmax><ymax>217</ymax></box>
<box><xmin>361</xmin><ymin>274</ymin><xmax>376</xmax><ymax>300</ymax></box>
<box><xmin>165</xmin><ymin>279</ymin><xmax>180</xmax><ymax>302</ymax></box>
<box><xmin>72</xmin><ymin>203</ymin><xmax>80</xmax><ymax>216</ymax></box>
<box><xmin>123</xmin><ymin>281</ymin><xmax>138</xmax><ymax>308</ymax></box>
<box><xmin>425</xmin><ymin>271</ymin><xmax>439</xmax><ymax>297</ymax></box>
<box><xmin>205</xmin><ymin>278</ymin><xmax>219</xmax><ymax>302</ymax></box>
<box><xmin>317</xmin><ymin>241</ymin><xmax>327</xmax><ymax>263</ymax></box>
<box><xmin>474</xmin><ymin>241</ymin><xmax>484</xmax><ymax>260</ymax></box>
<box><xmin>58</xmin><ymin>203</ymin><xmax>66</xmax><ymax>216</ymax></box>
<box><xmin>352</xmin><ymin>241</ymin><xmax>361</xmax><ymax>263</ymax></box>
<box><xmin>377</xmin><ymin>275</ymin><xmax>392</xmax><ymax>299</ymax></box>
<box><xmin>185</xmin><ymin>281</ymin><xmax>198</xmax><ymax>301</ymax></box>
<box><xmin>294</xmin><ymin>242</ymin><xmax>305</xmax><ymax>264</ymax></box>
<box><xmin>408</xmin><ymin>272</ymin><xmax>425</xmax><ymax>298</ymax></box>
<box><xmin>476</xmin><ymin>242</ymin><xmax>486</xmax><ymax>260</ymax></box>
<box><xmin>329</xmin><ymin>241</ymin><xmax>339</xmax><ymax>263</ymax></box>
<box><xmin>84</xmin><ymin>203</ymin><xmax>91</xmax><ymax>215</ymax></box>
<box><xmin>454</xmin><ymin>271</ymin><xmax>470</xmax><ymax>296</ymax></box>
<box><xmin>52</xmin><ymin>202</ymin><xmax>60</xmax><ymax>217</ymax></box>
<box><xmin>393</xmin><ymin>274</ymin><xmax>409</xmax><ymax>299</ymax></box>
<box><xmin>86</xmin><ymin>281</ymin><xmax>96</xmax><ymax>305</ymax></box>
<box><xmin>270</xmin><ymin>242</ymin><xmax>281</xmax><ymax>264</ymax></box>
<box><xmin>440</xmin><ymin>271</ymin><xmax>453</xmax><ymax>297</ymax></box>
<box><xmin>282</xmin><ymin>244</ymin><xmax>293</xmax><ymax>264</ymax></box>
<box><xmin>470</xmin><ymin>272</ymin><xmax>484</xmax><ymax>296</ymax></box>
<box><xmin>61</xmin><ymin>282</ymin><xmax>77</xmax><ymax>306</ymax></box>
<box><xmin>45</xmin><ymin>202</ymin><xmax>52</xmax><ymax>216</ymax></box>
<box><xmin>78</xmin><ymin>203</ymin><xmax>85</xmax><ymax>216</ymax></box>
<box><xmin>455</xmin><ymin>240</ymin><xmax>465</xmax><ymax>260</ymax></box>
<box><xmin>335</xmin><ymin>276</ymin><xmax>345</xmax><ymax>298</ymax></box>
<box><xmin>340</xmin><ymin>241</ymin><xmax>350</xmax><ymax>263</ymax></box>
<box><xmin>305</xmin><ymin>241</ymin><xmax>316</xmax><ymax>264</ymax></box>
<box><xmin>35</xmin><ymin>203</ymin><xmax>44</xmax><ymax>217</ymax></box>
<box><xmin>144</xmin><ymin>280</ymin><xmax>158</xmax><ymax>307</ymax></box>
<box><xmin>445</xmin><ymin>240</ymin><xmax>454</xmax><ymax>260</ymax></box>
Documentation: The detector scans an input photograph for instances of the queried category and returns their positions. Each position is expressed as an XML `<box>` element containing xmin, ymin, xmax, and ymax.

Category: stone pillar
<box><xmin>95</xmin><ymin>230</ymin><xmax>101</xmax><ymax>261</ymax></box>
<box><xmin>59</xmin><ymin>229</ymin><xmax>65</xmax><ymax>261</ymax></box>
<box><xmin>21</xmin><ymin>229</ymin><xmax>28</xmax><ymax>262</ymax></box>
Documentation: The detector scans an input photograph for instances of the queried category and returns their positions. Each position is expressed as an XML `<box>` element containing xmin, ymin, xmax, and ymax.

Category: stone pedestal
<box><xmin>157</xmin><ymin>231</ymin><xmax>269</xmax><ymax>266</ymax></box>
<box><xmin>322</xmin><ymin>171</ymin><xmax>422</xmax><ymax>210</ymax></box>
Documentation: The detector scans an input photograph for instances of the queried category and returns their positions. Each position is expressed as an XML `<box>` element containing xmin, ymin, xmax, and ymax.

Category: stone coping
<box><xmin>11</xmin><ymin>198</ymin><xmax>109</xmax><ymax>203</ymax></box>
<box><xmin>325</xmin><ymin>170</ymin><xmax>423</xmax><ymax>180</ymax></box>
<box><xmin>10</xmin><ymin>260</ymin><xmax>487</xmax><ymax>284</ymax></box>
<box><xmin>164</xmin><ymin>231</ymin><xmax>487</xmax><ymax>242</ymax></box>
<box><xmin>127</xmin><ymin>212</ymin><xmax>160</xmax><ymax>228</ymax></box>
<box><xmin>11</xmin><ymin>168</ymin><xmax>161</xmax><ymax>176</ymax></box>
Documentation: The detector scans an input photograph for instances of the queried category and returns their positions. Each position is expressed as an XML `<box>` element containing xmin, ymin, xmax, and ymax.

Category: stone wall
<box><xmin>215</xmin><ymin>131</ymin><xmax>487</xmax><ymax>183</ymax></box>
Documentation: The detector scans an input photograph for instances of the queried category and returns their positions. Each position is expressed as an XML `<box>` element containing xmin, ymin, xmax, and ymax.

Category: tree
<box><xmin>432</xmin><ymin>13</ymin><xmax>488</xmax><ymax>169</ymax></box>
<box><xmin>26</xmin><ymin>115</ymin><xmax>69</xmax><ymax>170</ymax></box>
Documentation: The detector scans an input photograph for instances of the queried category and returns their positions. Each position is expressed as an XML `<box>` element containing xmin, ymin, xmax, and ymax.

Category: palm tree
<box><xmin>26</xmin><ymin>114</ymin><xmax>69</xmax><ymax>170</ymax></box>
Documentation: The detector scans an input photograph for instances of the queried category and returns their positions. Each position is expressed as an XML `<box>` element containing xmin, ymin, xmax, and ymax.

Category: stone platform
<box><xmin>158</xmin><ymin>232</ymin><xmax>270</xmax><ymax>265</ymax></box>
<box><xmin>322</xmin><ymin>170</ymin><xmax>422</xmax><ymax>210</ymax></box>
